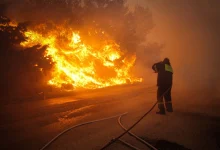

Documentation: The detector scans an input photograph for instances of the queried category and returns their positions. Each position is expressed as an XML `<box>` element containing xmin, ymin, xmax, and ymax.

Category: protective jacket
<box><xmin>152</xmin><ymin>62</ymin><xmax>173</xmax><ymax>86</ymax></box>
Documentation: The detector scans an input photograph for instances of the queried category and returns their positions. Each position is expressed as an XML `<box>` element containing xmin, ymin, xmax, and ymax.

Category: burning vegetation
<box><xmin>0</xmin><ymin>0</ymin><xmax>155</xmax><ymax>97</ymax></box>
<box><xmin>20</xmin><ymin>23</ymin><xmax>142</xmax><ymax>89</ymax></box>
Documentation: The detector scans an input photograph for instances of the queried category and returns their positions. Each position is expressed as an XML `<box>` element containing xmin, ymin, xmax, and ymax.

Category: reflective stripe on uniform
<box><xmin>165</xmin><ymin>101</ymin><xmax>172</xmax><ymax>104</ymax></box>
<box><xmin>165</xmin><ymin>64</ymin><xmax>173</xmax><ymax>73</ymax></box>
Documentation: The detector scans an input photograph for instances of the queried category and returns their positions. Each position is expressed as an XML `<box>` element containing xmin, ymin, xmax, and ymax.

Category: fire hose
<box><xmin>40</xmin><ymin>112</ymin><xmax>128</xmax><ymax>150</ymax></box>
<box><xmin>100</xmin><ymin>87</ymin><xmax>171</xmax><ymax>150</ymax></box>
<box><xmin>118</xmin><ymin>115</ymin><xmax>158</xmax><ymax>150</ymax></box>
<box><xmin>100</xmin><ymin>101</ymin><xmax>158</xmax><ymax>150</ymax></box>
<box><xmin>40</xmin><ymin>86</ymin><xmax>171</xmax><ymax>150</ymax></box>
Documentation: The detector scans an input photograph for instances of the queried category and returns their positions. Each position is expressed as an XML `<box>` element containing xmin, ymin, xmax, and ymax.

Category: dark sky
<box><xmin>129</xmin><ymin>0</ymin><xmax>220</xmax><ymax>93</ymax></box>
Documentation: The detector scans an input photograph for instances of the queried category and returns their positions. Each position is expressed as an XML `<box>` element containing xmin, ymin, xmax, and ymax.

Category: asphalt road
<box><xmin>1</xmin><ymin>84</ymin><xmax>220</xmax><ymax>150</ymax></box>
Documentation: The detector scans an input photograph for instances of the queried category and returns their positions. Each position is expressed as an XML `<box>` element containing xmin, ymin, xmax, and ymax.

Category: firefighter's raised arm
<box><xmin>152</xmin><ymin>62</ymin><xmax>161</xmax><ymax>73</ymax></box>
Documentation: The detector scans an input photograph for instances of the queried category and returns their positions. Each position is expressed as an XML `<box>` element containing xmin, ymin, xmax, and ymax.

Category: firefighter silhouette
<box><xmin>152</xmin><ymin>58</ymin><xmax>173</xmax><ymax>114</ymax></box>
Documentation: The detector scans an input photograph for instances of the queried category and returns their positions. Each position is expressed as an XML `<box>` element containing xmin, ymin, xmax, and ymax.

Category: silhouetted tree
<box><xmin>0</xmin><ymin>3</ymin><xmax>53</xmax><ymax>100</ymax></box>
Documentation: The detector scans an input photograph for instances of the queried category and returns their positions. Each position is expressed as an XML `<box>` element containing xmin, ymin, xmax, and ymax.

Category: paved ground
<box><xmin>1</xmin><ymin>84</ymin><xmax>220</xmax><ymax>150</ymax></box>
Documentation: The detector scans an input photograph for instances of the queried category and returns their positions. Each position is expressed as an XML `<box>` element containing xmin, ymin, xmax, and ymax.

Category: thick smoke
<box><xmin>143</xmin><ymin>0</ymin><xmax>220</xmax><ymax>97</ymax></box>
<box><xmin>3</xmin><ymin>0</ymin><xmax>155</xmax><ymax>50</ymax></box>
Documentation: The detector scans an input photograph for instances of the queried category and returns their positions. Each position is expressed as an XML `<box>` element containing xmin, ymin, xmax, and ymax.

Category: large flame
<box><xmin>19</xmin><ymin>23</ymin><xmax>142</xmax><ymax>89</ymax></box>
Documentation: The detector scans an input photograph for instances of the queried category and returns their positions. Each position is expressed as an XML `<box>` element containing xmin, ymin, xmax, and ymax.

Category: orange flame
<box><xmin>20</xmin><ymin>24</ymin><xmax>142</xmax><ymax>89</ymax></box>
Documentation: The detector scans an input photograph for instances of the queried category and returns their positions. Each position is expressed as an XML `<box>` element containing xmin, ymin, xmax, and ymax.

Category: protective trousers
<box><xmin>157</xmin><ymin>85</ymin><xmax>173</xmax><ymax>112</ymax></box>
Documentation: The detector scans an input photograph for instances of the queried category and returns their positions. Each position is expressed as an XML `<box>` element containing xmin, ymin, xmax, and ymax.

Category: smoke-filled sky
<box><xmin>129</xmin><ymin>0</ymin><xmax>220</xmax><ymax>94</ymax></box>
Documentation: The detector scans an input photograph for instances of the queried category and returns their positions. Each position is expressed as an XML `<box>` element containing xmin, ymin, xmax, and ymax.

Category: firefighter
<box><xmin>152</xmin><ymin>58</ymin><xmax>173</xmax><ymax>115</ymax></box>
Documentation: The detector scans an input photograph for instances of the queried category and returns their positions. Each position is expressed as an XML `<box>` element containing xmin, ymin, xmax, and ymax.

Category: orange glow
<box><xmin>0</xmin><ymin>20</ymin><xmax>18</xmax><ymax>31</ymax></box>
<box><xmin>20</xmin><ymin>23</ymin><xmax>142</xmax><ymax>89</ymax></box>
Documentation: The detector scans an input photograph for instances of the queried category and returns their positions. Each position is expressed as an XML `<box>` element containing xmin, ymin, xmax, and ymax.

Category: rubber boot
<box><xmin>165</xmin><ymin>101</ymin><xmax>173</xmax><ymax>112</ymax></box>
<box><xmin>156</xmin><ymin>103</ymin><xmax>166</xmax><ymax>115</ymax></box>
